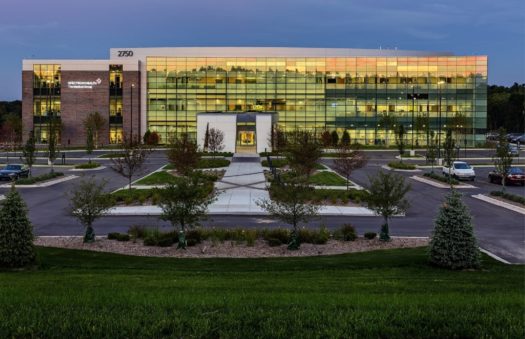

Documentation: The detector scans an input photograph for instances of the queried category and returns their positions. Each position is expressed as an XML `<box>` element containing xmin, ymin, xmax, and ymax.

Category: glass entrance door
<box><xmin>238</xmin><ymin>131</ymin><xmax>255</xmax><ymax>146</ymax></box>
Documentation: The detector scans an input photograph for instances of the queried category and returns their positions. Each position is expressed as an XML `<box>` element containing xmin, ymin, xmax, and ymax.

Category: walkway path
<box><xmin>213</xmin><ymin>153</ymin><xmax>269</xmax><ymax>213</ymax></box>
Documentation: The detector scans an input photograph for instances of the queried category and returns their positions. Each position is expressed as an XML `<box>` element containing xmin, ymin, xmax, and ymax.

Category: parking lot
<box><xmin>0</xmin><ymin>148</ymin><xmax>524</xmax><ymax>263</ymax></box>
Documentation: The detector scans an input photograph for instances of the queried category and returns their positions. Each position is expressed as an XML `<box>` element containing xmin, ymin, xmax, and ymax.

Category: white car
<box><xmin>442</xmin><ymin>161</ymin><xmax>476</xmax><ymax>181</ymax></box>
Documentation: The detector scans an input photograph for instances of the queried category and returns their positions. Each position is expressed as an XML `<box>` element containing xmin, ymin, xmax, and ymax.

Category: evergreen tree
<box><xmin>0</xmin><ymin>186</ymin><xmax>36</xmax><ymax>268</ymax></box>
<box><xmin>341</xmin><ymin>130</ymin><xmax>351</xmax><ymax>146</ymax></box>
<box><xmin>330</xmin><ymin>130</ymin><xmax>339</xmax><ymax>147</ymax></box>
<box><xmin>429</xmin><ymin>190</ymin><xmax>480</xmax><ymax>269</ymax></box>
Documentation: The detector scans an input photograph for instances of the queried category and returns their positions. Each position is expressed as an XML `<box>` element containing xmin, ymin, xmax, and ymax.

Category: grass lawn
<box><xmin>164</xmin><ymin>158</ymin><xmax>230</xmax><ymax>170</ymax></box>
<box><xmin>309</xmin><ymin>171</ymin><xmax>347</xmax><ymax>186</ymax></box>
<box><xmin>135</xmin><ymin>171</ymin><xmax>181</xmax><ymax>185</ymax></box>
<box><xmin>262</xmin><ymin>159</ymin><xmax>325</xmax><ymax>170</ymax></box>
<box><xmin>0</xmin><ymin>247</ymin><xmax>522</xmax><ymax>337</ymax></box>
<box><xmin>74</xmin><ymin>162</ymin><xmax>101</xmax><ymax>169</ymax></box>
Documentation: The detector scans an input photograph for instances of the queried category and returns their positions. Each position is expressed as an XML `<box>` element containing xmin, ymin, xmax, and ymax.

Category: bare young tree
<box><xmin>493</xmin><ymin>127</ymin><xmax>513</xmax><ymax>192</ymax></box>
<box><xmin>166</xmin><ymin>133</ymin><xmax>201</xmax><ymax>176</ymax></box>
<box><xmin>207</xmin><ymin>128</ymin><xmax>225</xmax><ymax>157</ymax></box>
<box><xmin>425</xmin><ymin>131</ymin><xmax>438</xmax><ymax>173</ymax></box>
<box><xmin>257</xmin><ymin>172</ymin><xmax>320</xmax><ymax>250</ymax></box>
<box><xmin>22</xmin><ymin>130</ymin><xmax>36</xmax><ymax>178</ymax></box>
<box><xmin>110</xmin><ymin>134</ymin><xmax>151</xmax><ymax>191</ymax></box>
<box><xmin>83</xmin><ymin>112</ymin><xmax>107</xmax><ymax>149</ymax></box>
<box><xmin>367</xmin><ymin>171</ymin><xmax>411</xmax><ymax>241</ymax></box>
<box><xmin>47</xmin><ymin>114</ymin><xmax>61</xmax><ymax>173</ymax></box>
<box><xmin>333</xmin><ymin>145</ymin><xmax>367</xmax><ymax>189</ymax></box>
<box><xmin>68</xmin><ymin>177</ymin><xmax>112</xmax><ymax>243</ymax></box>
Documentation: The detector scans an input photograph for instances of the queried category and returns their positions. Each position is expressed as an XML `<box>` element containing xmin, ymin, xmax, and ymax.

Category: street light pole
<box><xmin>130</xmin><ymin>83</ymin><xmax>135</xmax><ymax>140</ymax></box>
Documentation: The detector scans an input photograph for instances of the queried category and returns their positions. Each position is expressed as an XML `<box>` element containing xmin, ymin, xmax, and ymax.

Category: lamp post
<box><xmin>130</xmin><ymin>83</ymin><xmax>135</xmax><ymax>139</ymax></box>
<box><xmin>437</xmin><ymin>80</ymin><xmax>444</xmax><ymax>161</ymax></box>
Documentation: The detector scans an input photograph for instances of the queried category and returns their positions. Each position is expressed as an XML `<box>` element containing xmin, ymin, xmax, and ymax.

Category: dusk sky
<box><xmin>1</xmin><ymin>0</ymin><xmax>524</xmax><ymax>100</ymax></box>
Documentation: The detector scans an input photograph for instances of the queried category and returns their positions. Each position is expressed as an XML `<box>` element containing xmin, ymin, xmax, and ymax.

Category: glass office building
<box><xmin>22</xmin><ymin>47</ymin><xmax>487</xmax><ymax>148</ymax></box>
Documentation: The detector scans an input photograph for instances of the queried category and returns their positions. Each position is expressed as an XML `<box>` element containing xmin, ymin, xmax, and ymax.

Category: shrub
<box><xmin>334</xmin><ymin>224</ymin><xmax>357</xmax><ymax>241</ymax></box>
<box><xmin>116</xmin><ymin>234</ymin><xmax>130</xmax><ymax>242</ymax></box>
<box><xmin>424</xmin><ymin>172</ymin><xmax>459</xmax><ymax>185</ymax></box>
<box><xmin>186</xmin><ymin>229</ymin><xmax>203</xmax><ymax>244</ymax></box>
<box><xmin>197</xmin><ymin>158</ymin><xmax>230</xmax><ymax>169</ymax></box>
<box><xmin>128</xmin><ymin>225</ymin><xmax>147</xmax><ymax>239</ymax></box>
<box><xmin>74</xmin><ymin>162</ymin><xmax>100</xmax><ymax>169</ymax></box>
<box><xmin>364</xmin><ymin>232</ymin><xmax>377</xmax><ymax>240</ymax></box>
<box><xmin>107</xmin><ymin>232</ymin><xmax>120</xmax><ymax>240</ymax></box>
<box><xmin>16</xmin><ymin>172</ymin><xmax>64</xmax><ymax>185</ymax></box>
<box><xmin>261</xmin><ymin>228</ymin><xmax>290</xmax><ymax>244</ymax></box>
<box><xmin>157</xmin><ymin>237</ymin><xmax>174</xmax><ymax>247</ymax></box>
<box><xmin>267</xmin><ymin>238</ymin><xmax>283</xmax><ymax>247</ymax></box>
<box><xmin>490</xmin><ymin>191</ymin><xmax>525</xmax><ymax>205</ymax></box>
<box><xmin>387</xmin><ymin>161</ymin><xmax>416</xmax><ymax>170</ymax></box>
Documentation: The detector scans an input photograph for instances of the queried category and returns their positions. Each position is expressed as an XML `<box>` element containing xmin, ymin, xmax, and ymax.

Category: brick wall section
<box><xmin>122</xmin><ymin>71</ymin><xmax>141</xmax><ymax>139</ymax></box>
<box><xmin>61</xmin><ymin>71</ymin><xmax>110</xmax><ymax>147</ymax></box>
<box><xmin>21</xmin><ymin>71</ymin><xmax>34</xmax><ymax>142</ymax></box>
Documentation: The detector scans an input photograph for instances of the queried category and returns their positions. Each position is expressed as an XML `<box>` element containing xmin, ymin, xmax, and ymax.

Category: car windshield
<box><xmin>509</xmin><ymin>168</ymin><xmax>524</xmax><ymax>175</ymax></box>
<box><xmin>454</xmin><ymin>163</ymin><xmax>470</xmax><ymax>169</ymax></box>
<box><xmin>4</xmin><ymin>165</ymin><xmax>21</xmax><ymax>170</ymax></box>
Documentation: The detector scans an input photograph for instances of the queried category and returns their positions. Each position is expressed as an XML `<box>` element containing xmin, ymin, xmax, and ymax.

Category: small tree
<box><xmin>68</xmin><ymin>177</ymin><xmax>112</xmax><ymax>243</ymax></box>
<box><xmin>203</xmin><ymin>123</ymin><xmax>210</xmax><ymax>151</ymax></box>
<box><xmin>379</xmin><ymin>113</ymin><xmax>397</xmax><ymax>146</ymax></box>
<box><xmin>257</xmin><ymin>173</ymin><xmax>320</xmax><ymax>250</ymax></box>
<box><xmin>442</xmin><ymin>129</ymin><xmax>456</xmax><ymax>184</ymax></box>
<box><xmin>0</xmin><ymin>186</ymin><xmax>36</xmax><ymax>268</ymax></box>
<box><xmin>208</xmin><ymin>128</ymin><xmax>225</xmax><ymax>157</ymax></box>
<box><xmin>285</xmin><ymin>130</ymin><xmax>322</xmax><ymax>178</ymax></box>
<box><xmin>493</xmin><ymin>127</ymin><xmax>513</xmax><ymax>192</ymax></box>
<box><xmin>426</xmin><ymin>131</ymin><xmax>438</xmax><ymax>173</ymax></box>
<box><xmin>110</xmin><ymin>134</ymin><xmax>151</xmax><ymax>191</ymax></box>
<box><xmin>47</xmin><ymin>114</ymin><xmax>61</xmax><ymax>173</ymax></box>
<box><xmin>320</xmin><ymin>130</ymin><xmax>332</xmax><ymax>148</ymax></box>
<box><xmin>143</xmin><ymin>130</ymin><xmax>160</xmax><ymax>145</ymax></box>
<box><xmin>429</xmin><ymin>190</ymin><xmax>480</xmax><ymax>269</ymax></box>
<box><xmin>83</xmin><ymin>112</ymin><xmax>107</xmax><ymax>149</ymax></box>
<box><xmin>341</xmin><ymin>130</ymin><xmax>351</xmax><ymax>146</ymax></box>
<box><xmin>333</xmin><ymin>145</ymin><xmax>367</xmax><ymax>189</ymax></box>
<box><xmin>86</xmin><ymin>126</ymin><xmax>94</xmax><ymax>164</ymax></box>
<box><xmin>166</xmin><ymin>133</ymin><xmax>201</xmax><ymax>176</ymax></box>
<box><xmin>330</xmin><ymin>130</ymin><xmax>339</xmax><ymax>147</ymax></box>
<box><xmin>395</xmin><ymin>124</ymin><xmax>406</xmax><ymax>161</ymax></box>
<box><xmin>367</xmin><ymin>171</ymin><xmax>411</xmax><ymax>241</ymax></box>
<box><xmin>157</xmin><ymin>174</ymin><xmax>216</xmax><ymax>249</ymax></box>
<box><xmin>22</xmin><ymin>130</ymin><xmax>36</xmax><ymax>178</ymax></box>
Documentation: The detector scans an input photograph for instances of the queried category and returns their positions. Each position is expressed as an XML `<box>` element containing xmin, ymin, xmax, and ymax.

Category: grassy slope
<box><xmin>0</xmin><ymin>247</ymin><xmax>523</xmax><ymax>338</ymax></box>
<box><xmin>309</xmin><ymin>171</ymin><xmax>347</xmax><ymax>186</ymax></box>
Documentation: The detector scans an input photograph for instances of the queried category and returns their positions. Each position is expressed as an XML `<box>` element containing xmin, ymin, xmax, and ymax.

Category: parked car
<box><xmin>510</xmin><ymin>134</ymin><xmax>525</xmax><ymax>144</ymax></box>
<box><xmin>508</xmin><ymin>144</ymin><xmax>520</xmax><ymax>156</ymax></box>
<box><xmin>0</xmin><ymin>164</ymin><xmax>30</xmax><ymax>181</ymax></box>
<box><xmin>442</xmin><ymin>161</ymin><xmax>476</xmax><ymax>181</ymax></box>
<box><xmin>488</xmin><ymin>167</ymin><xmax>525</xmax><ymax>186</ymax></box>
<box><xmin>506</xmin><ymin>133</ymin><xmax>522</xmax><ymax>143</ymax></box>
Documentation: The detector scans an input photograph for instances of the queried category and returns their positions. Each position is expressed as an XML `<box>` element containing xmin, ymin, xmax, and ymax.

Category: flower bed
<box><xmin>74</xmin><ymin>162</ymin><xmax>101</xmax><ymax>169</ymax></box>
<box><xmin>387</xmin><ymin>161</ymin><xmax>416</xmax><ymax>170</ymax></box>
<box><xmin>423</xmin><ymin>172</ymin><xmax>460</xmax><ymax>185</ymax></box>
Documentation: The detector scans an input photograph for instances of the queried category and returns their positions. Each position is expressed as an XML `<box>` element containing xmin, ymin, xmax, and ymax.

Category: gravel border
<box><xmin>34</xmin><ymin>236</ymin><xmax>429</xmax><ymax>258</ymax></box>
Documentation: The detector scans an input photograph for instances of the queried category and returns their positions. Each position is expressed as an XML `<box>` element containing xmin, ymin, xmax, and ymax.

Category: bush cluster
<box><xmin>333</xmin><ymin>224</ymin><xmax>357</xmax><ymax>241</ymax></box>
<box><xmin>74</xmin><ymin>162</ymin><xmax>101</xmax><ymax>169</ymax></box>
<box><xmin>387</xmin><ymin>161</ymin><xmax>416</xmax><ymax>170</ymax></box>
<box><xmin>16</xmin><ymin>172</ymin><xmax>64</xmax><ymax>185</ymax></box>
<box><xmin>308</xmin><ymin>189</ymin><xmax>370</xmax><ymax>205</ymax></box>
<box><xmin>364</xmin><ymin>232</ymin><xmax>377</xmax><ymax>240</ymax></box>
<box><xmin>107</xmin><ymin>232</ymin><xmax>130</xmax><ymax>241</ymax></box>
<box><xmin>197</xmin><ymin>158</ymin><xmax>230</xmax><ymax>169</ymax></box>
<box><xmin>490</xmin><ymin>191</ymin><xmax>525</xmax><ymax>205</ymax></box>
<box><xmin>424</xmin><ymin>172</ymin><xmax>460</xmax><ymax>185</ymax></box>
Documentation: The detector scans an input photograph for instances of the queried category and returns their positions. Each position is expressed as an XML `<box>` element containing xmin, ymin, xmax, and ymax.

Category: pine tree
<box><xmin>429</xmin><ymin>190</ymin><xmax>480</xmax><ymax>269</ymax></box>
<box><xmin>0</xmin><ymin>186</ymin><xmax>36</xmax><ymax>268</ymax></box>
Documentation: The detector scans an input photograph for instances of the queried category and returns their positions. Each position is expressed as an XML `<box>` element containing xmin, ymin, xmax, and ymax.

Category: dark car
<box><xmin>0</xmin><ymin>164</ymin><xmax>30</xmax><ymax>181</ymax></box>
<box><xmin>488</xmin><ymin>167</ymin><xmax>525</xmax><ymax>186</ymax></box>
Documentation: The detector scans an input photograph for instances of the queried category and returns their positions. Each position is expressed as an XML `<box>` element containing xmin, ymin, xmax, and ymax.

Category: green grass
<box><xmin>15</xmin><ymin>172</ymin><xmax>64</xmax><ymax>185</ymax></box>
<box><xmin>308</xmin><ymin>171</ymin><xmax>347</xmax><ymax>186</ymax></box>
<box><xmin>111</xmin><ymin>188</ymin><xmax>159</xmax><ymax>205</ymax></box>
<box><xmin>262</xmin><ymin>159</ymin><xmax>325</xmax><ymax>170</ymax></box>
<box><xmin>74</xmin><ymin>162</ymin><xmax>101</xmax><ymax>169</ymax></box>
<box><xmin>0</xmin><ymin>247</ymin><xmax>522</xmax><ymax>338</ymax></box>
<box><xmin>197</xmin><ymin>158</ymin><xmax>230</xmax><ymax>168</ymax></box>
<box><xmin>387</xmin><ymin>161</ymin><xmax>417</xmax><ymax>170</ymax></box>
<box><xmin>135</xmin><ymin>171</ymin><xmax>182</xmax><ymax>185</ymax></box>
<box><xmin>310</xmin><ymin>188</ymin><xmax>370</xmax><ymax>204</ymax></box>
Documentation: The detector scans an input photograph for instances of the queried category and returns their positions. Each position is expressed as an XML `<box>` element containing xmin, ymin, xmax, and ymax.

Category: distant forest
<box><xmin>0</xmin><ymin>83</ymin><xmax>524</xmax><ymax>140</ymax></box>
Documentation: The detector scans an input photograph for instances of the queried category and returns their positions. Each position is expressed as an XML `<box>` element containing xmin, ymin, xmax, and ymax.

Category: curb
<box><xmin>0</xmin><ymin>175</ymin><xmax>78</xmax><ymax>188</ymax></box>
<box><xmin>479</xmin><ymin>248</ymin><xmax>512</xmax><ymax>264</ymax></box>
<box><xmin>410</xmin><ymin>175</ymin><xmax>477</xmax><ymax>189</ymax></box>
<box><xmin>471</xmin><ymin>194</ymin><xmax>525</xmax><ymax>215</ymax></box>
<box><xmin>69</xmin><ymin>166</ymin><xmax>107</xmax><ymax>172</ymax></box>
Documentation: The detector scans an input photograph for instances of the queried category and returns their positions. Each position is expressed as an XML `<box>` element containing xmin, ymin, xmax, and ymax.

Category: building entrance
<box><xmin>236</xmin><ymin>129</ymin><xmax>256</xmax><ymax>153</ymax></box>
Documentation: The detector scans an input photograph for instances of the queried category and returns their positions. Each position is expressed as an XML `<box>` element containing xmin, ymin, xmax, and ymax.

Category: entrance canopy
<box><xmin>196</xmin><ymin>112</ymin><xmax>278</xmax><ymax>154</ymax></box>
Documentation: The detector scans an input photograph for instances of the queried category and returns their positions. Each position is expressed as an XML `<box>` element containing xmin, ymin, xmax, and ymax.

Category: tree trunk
<box><xmin>379</xmin><ymin>217</ymin><xmax>390</xmax><ymax>241</ymax></box>
<box><xmin>178</xmin><ymin>223</ymin><xmax>187</xmax><ymax>249</ymax></box>
<box><xmin>84</xmin><ymin>224</ymin><xmax>95</xmax><ymax>243</ymax></box>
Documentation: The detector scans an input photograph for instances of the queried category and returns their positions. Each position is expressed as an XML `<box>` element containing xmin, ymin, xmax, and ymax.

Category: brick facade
<box><xmin>122</xmin><ymin>71</ymin><xmax>141</xmax><ymax>139</ymax></box>
<box><xmin>21</xmin><ymin>71</ymin><xmax>33</xmax><ymax>142</ymax></box>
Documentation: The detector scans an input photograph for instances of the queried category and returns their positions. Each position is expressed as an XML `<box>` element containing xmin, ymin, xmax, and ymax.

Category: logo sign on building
<box><xmin>67</xmin><ymin>78</ymin><xmax>102</xmax><ymax>89</ymax></box>
<box><xmin>117</xmin><ymin>50</ymin><xmax>134</xmax><ymax>57</ymax></box>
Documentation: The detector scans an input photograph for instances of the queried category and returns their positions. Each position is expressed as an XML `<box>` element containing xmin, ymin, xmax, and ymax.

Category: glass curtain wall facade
<box><xmin>33</xmin><ymin>64</ymin><xmax>61</xmax><ymax>142</ymax></box>
<box><xmin>147</xmin><ymin>56</ymin><xmax>487</xmax><ymax>146</ymax></box>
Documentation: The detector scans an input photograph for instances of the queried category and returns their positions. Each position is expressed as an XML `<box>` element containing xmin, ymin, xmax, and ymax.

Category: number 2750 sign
<box><xmin>118</xmin><ymin>50</ymin><xmax>134</xmax><ymax>57</ymax></box>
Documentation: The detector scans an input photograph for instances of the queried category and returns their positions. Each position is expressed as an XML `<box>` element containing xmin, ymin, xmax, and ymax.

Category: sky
<box><xmin>0</xmin><ymin>0</ymin><xmax>524</xmax><ymax>100</ymax></box>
